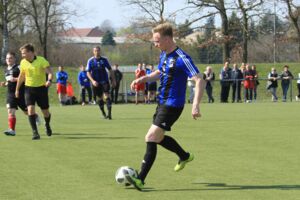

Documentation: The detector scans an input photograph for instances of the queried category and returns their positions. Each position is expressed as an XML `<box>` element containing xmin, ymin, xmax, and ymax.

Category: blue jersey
<box><xmin>157</xmin><ymin>47</ymin><xmax>199</xmax><ymax>107</ymax></box>
<box><xmin>78</xmin><ymin>71</ymin><xmax>91</xmax><ymax>87</ymax></box>
<box><xmin>86</xmin><ymin>56</ymin><xmax>111</xmax><ymax>84</ymax></box>
<box><xmin>56</xmin><ymin>71</ymin><xmax>68</xmax><ymax>85</ymax></box>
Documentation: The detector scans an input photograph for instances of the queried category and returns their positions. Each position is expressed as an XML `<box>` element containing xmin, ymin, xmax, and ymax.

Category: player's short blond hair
<box><xmin>152</xmin><ymin>23</ymin><xmax>173</xmax><ymax>38</ymax></box>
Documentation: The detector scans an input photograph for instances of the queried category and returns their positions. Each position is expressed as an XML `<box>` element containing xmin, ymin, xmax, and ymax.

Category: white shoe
<box><xmin>35</xmin><ymin>114</ymin><xmax>41</xmax><ymax>126</ymax></box>
<box><xmin>3</xmin><ymin>129</ymin><xmax>16</xmax><ymax>136</ymax></box>
<box><xmin>296</xmin><ymin>96</ymin><xmax>299</xmax><ymax>101</ymax></box>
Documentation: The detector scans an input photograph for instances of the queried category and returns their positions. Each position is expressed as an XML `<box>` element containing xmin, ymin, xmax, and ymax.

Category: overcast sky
<box><xmin>69</xmin><ymin>0</ymin><xmax>190</xmax><ymax>28</ymax></box>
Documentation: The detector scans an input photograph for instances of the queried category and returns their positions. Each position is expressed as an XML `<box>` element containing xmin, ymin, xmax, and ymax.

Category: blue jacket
<box><xmin>78</xmin><ymin>71</ymin><xmax>91</xmax><ymax>87</ymax></box>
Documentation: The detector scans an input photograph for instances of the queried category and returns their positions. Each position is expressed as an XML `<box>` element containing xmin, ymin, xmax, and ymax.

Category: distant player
<box><xmin>1</xmin><ymin>52</ymin><xmax>40</xmax><ymax>136</ymax></box>
<box><xmin>86</xmin><ymin>46</ymin><xmax>116</xmax><ymax>119</ymax></box>
<box><xmin>125</xmin><ymin>23</ymin><xmax>206</xmax><ymax>190</ymax></box>
<box><xmin>15</xmin><ymin>44</ymin><xmax>53</xmax><ymax>140</ymax></box>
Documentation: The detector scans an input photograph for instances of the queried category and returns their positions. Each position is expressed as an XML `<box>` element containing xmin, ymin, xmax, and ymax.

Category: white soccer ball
<box><xmin>115</xmin><ymin>166</ymin><xmax>137</xmax><ymax>185</ymax></box>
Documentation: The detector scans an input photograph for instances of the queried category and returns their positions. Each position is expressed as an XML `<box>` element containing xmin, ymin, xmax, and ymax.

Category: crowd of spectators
<box><xmin>54</xmin><ymin>62</ymin><xmax>299</xmax><ymax>105</ymax></box>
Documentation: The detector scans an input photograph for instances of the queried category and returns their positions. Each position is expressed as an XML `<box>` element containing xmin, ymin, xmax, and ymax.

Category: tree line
<box><xmin>0</xmin><ymin>0</ymin><xmax>299</xmax><ymax>67</ymax></box>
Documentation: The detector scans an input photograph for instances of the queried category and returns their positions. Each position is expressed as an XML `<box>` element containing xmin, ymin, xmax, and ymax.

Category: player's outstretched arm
<box><xmin>130</xmin><ymin>70</ymin><xmax>160</xmax><ymax>91</ymax></box>
<box><xmin>191</xmin><ymin>73</ymin><xmax>206</xmax><ymax>120</ymax></box>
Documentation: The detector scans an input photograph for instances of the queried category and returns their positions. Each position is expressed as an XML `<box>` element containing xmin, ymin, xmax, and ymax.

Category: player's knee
<box><xmin>145</xmin><ymin>131</ymin><xmax>164</xmax><ymax>143</ymax></box>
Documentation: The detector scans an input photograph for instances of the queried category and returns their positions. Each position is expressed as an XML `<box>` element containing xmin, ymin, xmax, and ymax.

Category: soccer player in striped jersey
<box><xmin>86</xmin><ymin>46</ymin><xmax>116</xmax><ymax>119</ymax></box>
<box><xmin>125</xmin><ymin>23</ymin><xmax>206</xmax><ymax>191</ymax></box>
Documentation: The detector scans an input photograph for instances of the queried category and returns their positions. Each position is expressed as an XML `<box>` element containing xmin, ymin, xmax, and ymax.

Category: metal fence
<box><xmin>116</xmin><ymin>73</ymin><xmax>299</xmax><ymax>103</ymax></box>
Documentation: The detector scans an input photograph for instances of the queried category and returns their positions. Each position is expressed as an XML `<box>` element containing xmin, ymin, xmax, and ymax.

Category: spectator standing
<box><xmin>15</xmin><ymin>44</ymin><xmax>53</xmax><ymax>140</ymax></box>
<box><xmin>280</xmin><ymin>65</ymin><xmax>294</xmax><ymax>102</ymax></box>
<box><xmin>86</xmin><ymin>46</ymin><xmax>116</xmax><ymax>120</ymax></box>
<box><xmin>267</xmin><ymin>68</ymin><xmax>279</xmax><ymax>102</ymax></box>
<box><xmin>296</xmin><ymin>73</ymin><xmax>300</xmax><ymax>101</ymax></box>
<box><xmin>110</xmin><ymin>64</ymin><xmax>123</xmax><ymax>104</ymax></box>
<box><xmin>78</xmin><ymin>65</ymin><xmax>92</xmax><ymax>105</ymax></box>
<box><xmin>243</xmin><ymin>64</ymin><xmax>254</xmax><ymax>103</ymax></box>
<box><xmin>56</xmin><ymin>66</ymin><xmax>68</xmax><ymax>105</ymax></box>
<box><xmin>251</xmin><ymin>65</ymin><xmax>259</xmax><ymax>101</ymax></box>
<box><xmin>187</xmin><ymin>77</ymin><xmax>195</xmax><ymax>103</ymax></box>
<box><xmin>146</xmin><ymin>64</ymin><xmax>157</xmax><ymax>103</ymax></box>
<box><xmin>134</xmin><ymin>63</ymin><xmax>146</xmax><ymax>104</ymax></box>
<box><xmin>219</xmin><ymin>62</ymin><xmax>232</xmax><ymax>103</ymax></box>
<box><xmin>203</xmin><ymin>66</ymin><xmax>215</xmax><ymax>103</ymax></box>
<box><xmin>231</xmin><ymin>63</ymin><xmax>243</xmax><ymax>103</ymax></box>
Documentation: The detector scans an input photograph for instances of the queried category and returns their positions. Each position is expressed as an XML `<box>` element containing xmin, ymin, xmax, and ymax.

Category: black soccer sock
<box><xmin>159</xmin><ymin>135</ymin><xmax>189</xmax><ymax>161</ymax></box>
<box><xmin>44</xmin><ymin>114</ymin><xmax>51</xmax><ymax>127</ymax></box>
<box><xmin>98</xmin><ymin>100</ymin><xmax>106</xmax><ymax>116</ymax></box>
<box><xmin>28</xmin><ymin>115</ymin><xmax>38</xmax><ymax>132</ymax></box>
<box><xmin>138</xmin><ymin>142</ymin><xmax>157</xmax><ymax>182</ymax></box>
<box><xmin>106</xmin><ymin>98</ymin><xmax>112</xmax><ymax>116</ymax></box>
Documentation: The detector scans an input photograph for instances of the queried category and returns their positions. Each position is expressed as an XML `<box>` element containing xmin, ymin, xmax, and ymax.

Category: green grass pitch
<box><xmin>0</xmin><ymin>102</ymin><xmax>300</xmax><ymax>200</ymax></box>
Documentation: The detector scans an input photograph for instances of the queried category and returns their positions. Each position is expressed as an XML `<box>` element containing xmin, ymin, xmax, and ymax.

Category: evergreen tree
<box><xmin>101</xmin><ymin>30</ymin><xmax>116</xmax><ymax>46</ymax></box>
<box><xmin>177</xmin><ymin>19</ymin><xmax>193</xmax><ymax>38</ymax></box>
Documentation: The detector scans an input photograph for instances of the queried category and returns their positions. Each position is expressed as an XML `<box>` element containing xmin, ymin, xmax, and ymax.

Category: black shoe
<box><xmin>32</xmin><ymin>131</ymin><xmax>40</xmax><ymax>140</ymax></box>
<box><xmin>107</xmin><ymin>115</ymin><xmax>112</xmax><ymax>120</ymax></box>
<box><xmin>46</xmin><ymin>126</ymin><xmax>52</xmax><ymax>136</ymax></box>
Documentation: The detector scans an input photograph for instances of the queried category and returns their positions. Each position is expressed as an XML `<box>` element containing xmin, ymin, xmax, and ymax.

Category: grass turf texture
<box><xmin>0</xmin><ymin>102</ymin><xmax>299</xmax><ymax>200</ymax></box>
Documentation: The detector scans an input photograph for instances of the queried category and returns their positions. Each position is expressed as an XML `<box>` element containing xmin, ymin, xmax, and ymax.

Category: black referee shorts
<box><xmin>25</xmin><ymin>86</ymin><xmax>49</xmax><ymax>109</ymax></box>
<box><xmin>152</xmin><ymin>104</ymin><xmax>183</xmax><ymax>131</ymax></box>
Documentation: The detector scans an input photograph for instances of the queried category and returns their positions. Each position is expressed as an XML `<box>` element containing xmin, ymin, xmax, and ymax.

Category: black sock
<box><xmin>138</xmin><ymin>142</ymin><xmax>157</xmax><ymax>182</ymax></box>
<box><xmin>44</xmin><ymin>114</ymin><xmax>51</xmax><ymax>127</ymax></box>
<box><xmin>106</xmin><ymin>98</ymin><xmax>112</xmax><ymax>116</ymax></box>
<box><xmin>98</xmin><ymin>100</ymin><xmax>106</xmax><ymax>116</ymax></box>
<box><xmin>159</xmin><ymin>135</ymin><xmax>189</xmax><ymax>161</ymax></box>
<box><xmin>28</xmin><ymin>115</ymin><xmax>38</xmax><ymax>133</ymax></box>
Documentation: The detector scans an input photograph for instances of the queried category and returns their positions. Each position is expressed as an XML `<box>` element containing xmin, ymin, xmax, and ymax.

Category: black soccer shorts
<box><xmin>92</xmin><ymin>82</ymin><xmax>110</xmax><ymax>98</ymax></box>
<box><xmin>152</xmin><ymin>104</ymin><xmax>183</xmax><ymax>131</ymax></box>
<box><xmin>25</xmin><ymin>86</ymin><xmax>49</xmax><ymax>109</ymax></box>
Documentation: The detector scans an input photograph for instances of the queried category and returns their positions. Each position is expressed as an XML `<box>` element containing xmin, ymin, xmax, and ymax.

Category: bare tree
<box><xmin>0</xmin><ymin>0</ymin><xmax>21</xmax><ymax>64</ymax></box>
<box><xmin>188</xmin><ymin>0</ymin><xmax>231</xmax><ymax>62</ymax></box>
<box><xmin>236</xmin><ymin>0</ymin><xmax>263</xmax><ymax>63</ymax></box>
<box><xmin>121</xmin><ymin>0</ymin><xmax>168</xmax><ymax>27</ymax></box>
<box><xmin>284</xmin><ymin>0</ymin><xmax>300</xmax><ymax>60</ymax></box>
<box><xmin>18</xmin><ymin>0</ymin><xmax>75</xmax><ymax>58</ymax></box>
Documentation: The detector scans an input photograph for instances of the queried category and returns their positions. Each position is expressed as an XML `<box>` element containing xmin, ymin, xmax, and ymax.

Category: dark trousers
<box><xmin>81</xmin><ymin>86</ymin><xmax>92</xmax><ymax>103</ymax></box>
<box><xmin>297</xmin><ymin>83</ymin><xmax>300</xmax><ymax>98</ymax></box>
<box><xmin>232</xmin><ymin>82</ymin><xmax>241</xmax><ymax>102</ymax></box>
<box><xmin>206</xmin><ymin>85</ymin><xmax>214</xmax><ymax>103</ymax></box>
<box><xmin>281</xmin><ymin>83</ymin><xmax>289</xmax><ymax>101</ymax></box>
<box><xmin>244</xmin><ymin>88</ymin><xmax>253</xmax><ymax>101</ymax></box>
<box><xmin>111</xmin><ymin>82</ymin><xmax>120</xmax><ymax>103</ymax></box>
<box><xmin>220</xmin><ymin>85</ymin><xmax>230</xmax><ymax>103</ymax></box>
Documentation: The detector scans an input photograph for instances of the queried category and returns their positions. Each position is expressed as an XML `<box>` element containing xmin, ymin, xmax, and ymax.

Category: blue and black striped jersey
<box><xmin>157</xmin><ymin>47</ymin><xmax>200</xmax><ymax>107</ymax></box>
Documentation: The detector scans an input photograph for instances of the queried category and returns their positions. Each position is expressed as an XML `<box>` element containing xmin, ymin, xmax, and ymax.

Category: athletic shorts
<box><xmin>135</xmin><ymin>83</ymin><xmax>145</xmax><ymax>91</ymax></box>
<box><xmin>6</xmin><ymin>91</ymin><xmax>27</xmax><ymax>111</ymax></box>
<box><xmin>148</xmin><ymin>82</ymin><xmax>157</xmax><ymax>91</ymax></box>
<box><xmin>25</xmin><ymin>86</ymin><xmax>49</xmax><ymax>109</ymax></box>
<box><xmin>92</xmin><ymin>82</ymin><xmax>110</xmax><ymax>98</ymax></box>
<box><xmin>152</xmin><ymin>104</ymin><xmax>183</xmax><ymax>131</ymax></box>
<box><xmin>57</xmin><ymin>83</ymin><xmax>67</xmax><ymax>94</ymax></box>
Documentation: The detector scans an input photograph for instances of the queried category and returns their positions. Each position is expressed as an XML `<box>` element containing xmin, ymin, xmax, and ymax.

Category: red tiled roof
<box><xmin>58</xmin><ymin>27</ymin><xmax>105</xmax><ymax>37</ymax></box>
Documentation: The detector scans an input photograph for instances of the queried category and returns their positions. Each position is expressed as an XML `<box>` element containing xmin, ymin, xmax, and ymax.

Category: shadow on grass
<box><xmin>195</xmin><ymin>183</ymin><xmax>300</xmax><ymax>191</ymax></box>
<box><xmin>141</xmin><ymin>183</ymin><xmax>300</xmax><ymax>192</ymax></box>
<box><xmin>54</xmin><ymin>132</ymin><xmax>107</xmax><ymax>136</ymax></box>
<box><xmin>52</xmin><ymin>133</ymin><xmax>137</xmax><ymax>140</ymax></box>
